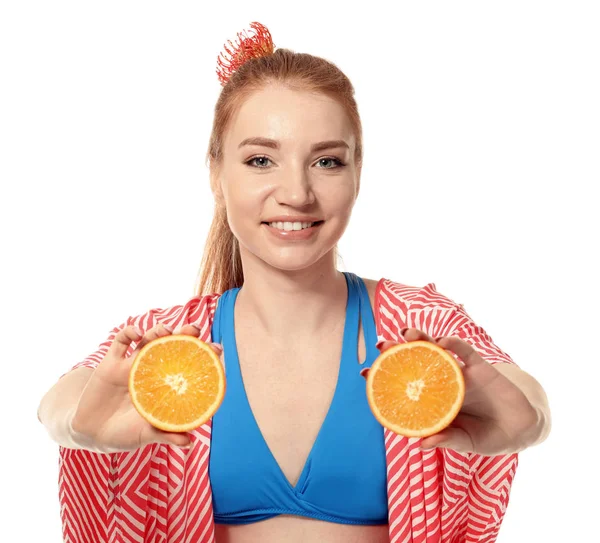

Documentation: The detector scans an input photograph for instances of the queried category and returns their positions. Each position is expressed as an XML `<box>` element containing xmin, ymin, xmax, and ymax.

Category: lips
<box><xmin>262</xmin><ymin>220</ymin><xmax>324</xmax><ymax>240</ymax></box>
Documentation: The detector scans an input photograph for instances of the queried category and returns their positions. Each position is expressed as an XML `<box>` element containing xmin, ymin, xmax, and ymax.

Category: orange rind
<box><xmin>129</xmin><ymin>335</ymin><xmax>225</xmax><ymax>432</ymax></box>
<box><xmin>366</xmin><ymin>341</ymin><xmax>465</xmax><ymax>437</ymax></box>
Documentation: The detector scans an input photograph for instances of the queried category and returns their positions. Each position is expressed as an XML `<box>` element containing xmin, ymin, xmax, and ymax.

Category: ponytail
<box><xmin>194</xmin><ymin>203</ymin><xmax>243</xmax><ymax>296</ymax></box>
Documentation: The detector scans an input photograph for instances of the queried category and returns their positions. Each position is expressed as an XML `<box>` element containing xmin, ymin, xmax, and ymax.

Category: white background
<box><xmin>1</xmin><ymin>1</ymin><xmax>598</xmax><ymax>541</ymax></box>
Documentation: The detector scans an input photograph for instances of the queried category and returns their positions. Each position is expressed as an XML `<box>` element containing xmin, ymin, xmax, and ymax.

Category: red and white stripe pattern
<box><xmin>375</xmin><ymin>280</ymin><xmax>518</xmax><ymax>543</ymax></box>
<box><xmin>58</xmin><ymin>278</ymin><xmax>518</xmax><ymax>542</ymax></box>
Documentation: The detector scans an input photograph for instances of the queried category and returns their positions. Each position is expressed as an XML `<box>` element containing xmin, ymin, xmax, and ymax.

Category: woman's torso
<box><xmin>210</xmin><ymin>273</ymin><xmax>389</xmax><ymax>543</ymax></box>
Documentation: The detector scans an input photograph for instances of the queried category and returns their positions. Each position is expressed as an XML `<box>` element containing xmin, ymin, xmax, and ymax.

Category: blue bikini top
<box><xmin>208</xmin><ymin>272</ymin><xmax>388</xmax><ymax>525</ymax></box>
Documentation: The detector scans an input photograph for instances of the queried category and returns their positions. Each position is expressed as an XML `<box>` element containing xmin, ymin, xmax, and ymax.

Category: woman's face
<box><xmin>216</xmin><ymin>84</ymin><xmax>359</xmax><ymax>272</ymax></box>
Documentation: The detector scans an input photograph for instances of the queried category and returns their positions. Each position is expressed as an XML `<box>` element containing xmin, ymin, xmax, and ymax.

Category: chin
<box><xmin>262</xmin><ymin>248</ymin><xmax>333</xmax><ymax>272</ymax></box>
<box><xmin>239</xmin><ymin>240</ymin><xmax>336</xmax><ymax>273</ymax></box>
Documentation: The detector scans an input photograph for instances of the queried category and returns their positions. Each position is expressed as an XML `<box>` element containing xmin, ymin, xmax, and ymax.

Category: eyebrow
<box><xmin>238</xmin><ymin>137</ymin><xmax>349</xmax><ymax>152</ymax></box>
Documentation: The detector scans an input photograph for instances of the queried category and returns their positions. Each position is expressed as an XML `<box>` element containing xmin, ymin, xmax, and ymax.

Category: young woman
<box><xmin>38</xmin><ymin>23</ymin><xmax>550</xmax><ymax>543</ymax></box>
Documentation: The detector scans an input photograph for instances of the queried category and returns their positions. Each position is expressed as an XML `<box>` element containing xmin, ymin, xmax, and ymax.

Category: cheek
<box><xmin>316</xmin><ymin>181</ymin><xmax>356</xmax><ymax>215</ymax></box>
<box><xmin>222</xmin><ymin>171</ymin><xmax>263</xmax><ymax>210</ymax></box>
<box><xmin>222</xmin><ymin>178</ymin><xmax>269</xmax><ymax>235</ymax></box>
<box><xmin>231</xmin><ymin>185</ymin><xmax>270</xmax><ymax>220</ymax></box>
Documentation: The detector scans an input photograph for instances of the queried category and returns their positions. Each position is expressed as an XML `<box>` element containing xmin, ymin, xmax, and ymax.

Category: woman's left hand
<box><xmin>375</xmin><ymin>329</ymin><xmax>541</xmax><ymax>455</ymax></box>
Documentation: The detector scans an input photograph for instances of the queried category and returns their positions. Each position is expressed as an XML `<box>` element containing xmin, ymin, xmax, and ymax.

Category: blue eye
<box><xmin>245</xmin><ymin>156</ymin><xmax>345</xmax><ymax>169</ymax></box>
<box><xmin>247</xmin><ymin>156</ymin><xmax>272</xmax><ymax>168</ymax></box>
<box><xmin>317</xmin><ymin>157</ymin><xmax>344</xmax><ymax>169</ymax></box>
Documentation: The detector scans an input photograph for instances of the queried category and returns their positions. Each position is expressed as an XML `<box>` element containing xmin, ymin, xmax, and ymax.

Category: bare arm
<box><xmin>494</xmin><ymin>363</ymin><xmax>551</xmax><ymax>447</ymax></box>
<box><xmin>378</xmin><ymin>328</ymin><xmax>552</xmax><ymax>455</ymax></box>
<box><xmin>37</xmin><ymin>323</ymin><xmax>219</xmax><ymax>453</ymax></box>
<box><xmin>38</xmin><ymin>367</ymin><xmax>95</xmax><ymax>450</ymax></box>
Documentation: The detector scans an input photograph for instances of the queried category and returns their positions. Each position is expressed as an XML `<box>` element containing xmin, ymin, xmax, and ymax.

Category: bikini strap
<box><xmin>351</xmin><ymin>273</ymin><xmax>380</xmax><ymax>365</ymax></box>
<box><xmin>211</xmin><ymin>290</ymin><xmax>229</xmax><ymax>345</ymax></box>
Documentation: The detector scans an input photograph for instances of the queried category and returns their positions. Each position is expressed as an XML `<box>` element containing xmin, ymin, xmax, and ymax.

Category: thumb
<box><xmin>148</xmin><ymin>428</ymin><xmax>192</xmax><ymax>449</ymax></box>
<box><xmin>420</xmin><ymin>427</ymin><xmax>474</xmax><ymax>453</ymax></box>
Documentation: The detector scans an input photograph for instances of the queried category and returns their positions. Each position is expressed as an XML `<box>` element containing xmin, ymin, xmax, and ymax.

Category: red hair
<box><xmin>195</xmin><ymin>23</ymin><xmax>363</xmax><ymax>296</ymax></box>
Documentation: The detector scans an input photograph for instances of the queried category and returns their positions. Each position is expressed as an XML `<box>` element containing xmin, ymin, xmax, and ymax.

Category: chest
<box><xmin>233</xmin><ymin>321</ymin><xmax>368</xmax><ymax>487</ymax></box>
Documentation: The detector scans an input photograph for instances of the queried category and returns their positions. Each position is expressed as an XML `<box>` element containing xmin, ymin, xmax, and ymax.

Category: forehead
<box><xmin>225</xmin><ymin>85</ymin><xmax>355</xmax><ymax>148</ymax></box>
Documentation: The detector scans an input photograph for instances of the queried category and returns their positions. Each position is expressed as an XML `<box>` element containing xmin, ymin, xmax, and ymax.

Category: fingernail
<box><xmin>375</xmin><ymin>340</ymin><xmax>386</xmax><ymax>350</ymax></box>
<box><xmin>360</xmin><ymin>367</ymin><xmax>370</xmax><ymax>379</ymax></box>
<box><xmin>400</xmin><ymin>327</ymin><xmax>410</xmax><ymax>337</ymax></box>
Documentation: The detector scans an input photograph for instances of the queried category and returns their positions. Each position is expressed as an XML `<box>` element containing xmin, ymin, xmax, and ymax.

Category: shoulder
<box><xmin>128</xmin><ymin>292</ymin><xmax>223</xmax><ymax>336</ymax></box>
<box><xmin>360</xmin><ymin>277</ymin><xmax>380</xmax><ymax>309</ymax></box>
<box><xmin>369</xmin><ymin>277</ymin><xmax>460</xmax><ymax>310</ymax></box>
<box><xmin>362</xmin><ymin>277</ymin><xmax>468</xmax><ymax>342</ymax></box>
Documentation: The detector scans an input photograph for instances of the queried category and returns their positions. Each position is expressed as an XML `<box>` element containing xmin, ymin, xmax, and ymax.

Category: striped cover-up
<box><xmin>58</xmin><ymin>278</ymin><xmax>518</xmax><ymax>542</ymax></box>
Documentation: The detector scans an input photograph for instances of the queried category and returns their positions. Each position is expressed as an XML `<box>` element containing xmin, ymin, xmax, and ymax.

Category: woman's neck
<box><xmin>234</xmin><ymin>250</ymin><xmax>347</xmax><ymax>340</ymax></box>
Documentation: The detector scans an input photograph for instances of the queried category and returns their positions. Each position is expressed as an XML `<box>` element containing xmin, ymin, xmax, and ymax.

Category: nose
<box><xmin>274</xmin><ymin>166</ymin><xmax>315</xmax><ymax>207</ymax></box>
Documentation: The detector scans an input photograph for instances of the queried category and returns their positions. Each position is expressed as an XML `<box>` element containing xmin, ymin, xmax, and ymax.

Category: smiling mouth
<box><xmin>261</xmin><ymin>220</ymin><xmax>324</xmax><ymax>231</ymax></box>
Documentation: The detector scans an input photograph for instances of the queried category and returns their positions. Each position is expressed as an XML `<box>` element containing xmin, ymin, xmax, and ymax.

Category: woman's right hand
<box><xmin>69</xmin><ymin>323</ymin><xmax>224</xmax><ymax>453</ymax></box>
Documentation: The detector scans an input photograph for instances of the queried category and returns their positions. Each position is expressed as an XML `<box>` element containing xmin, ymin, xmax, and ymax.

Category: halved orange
<box><xmin>366</xmin><ymin>340</ymin><xmax>465</xmax><ymax>437</ymax></box>
<box><xmin>129</xmin><ymin>335</ymin><xmax>226</xmax><ymax>432</ymax></box>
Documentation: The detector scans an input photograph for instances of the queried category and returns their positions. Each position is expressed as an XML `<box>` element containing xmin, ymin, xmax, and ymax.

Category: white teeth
<box><xmin>268</xmin><ymin>221</ymin><xmax>315</xmax><ymax>231</ymax></box>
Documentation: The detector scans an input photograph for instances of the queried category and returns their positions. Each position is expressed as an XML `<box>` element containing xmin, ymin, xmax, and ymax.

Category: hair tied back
<box><xmin>216</xmin><ymin>22</ymin><xmax>275</xmax><ymax>86</ymax></box>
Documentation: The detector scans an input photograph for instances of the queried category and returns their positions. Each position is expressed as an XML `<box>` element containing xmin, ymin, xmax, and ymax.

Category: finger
<box><xmin>375</xmin><ymin>340</ymin><xmax>398</xmax><ymax>352</ymax></box>
<box><xmin>375</xmin><ymin>329</ymin><xmax>440</xmax><ymax>352</ymax></box>
<box><xmin>175</xmin><ymin>324</ymin><xmax>202</xmax><ymax>337</ymax></box>
<box><xmin>108</xmin><ymin>325</ymin><xmax>145</xmax><ymax>359</ymax></box>
<box><xmin>170</xmin><ymin>323</ymin><xmax>222</xmax><ymax>355</ymax></box>
<box><xmin>434</xmin><ymin>337</ymin><xmax>485</xmax><ymax>367</ymax></box>
<box><xmin>420</xmin><ymin>426</ymin><xmax>475</xmax><ymax>453</ymax></box>
<box><xmin>132</xmin><ymin>323</ymin><xmax>173</xmax><ymax>354</ymax></box>
<box><xmin>146</xmin><ymin>426</ymin><xmax>192</xmax><ymax>449</ymax></box>
<box><xmin>402</xmin><ymin>328</ymin><xmax>438</xmax><ymax>344</ymax></box>
<box><xmin>209</xmin><ymin>342</ymin><xmax>224</xmax><ymax>356</ymax></box>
